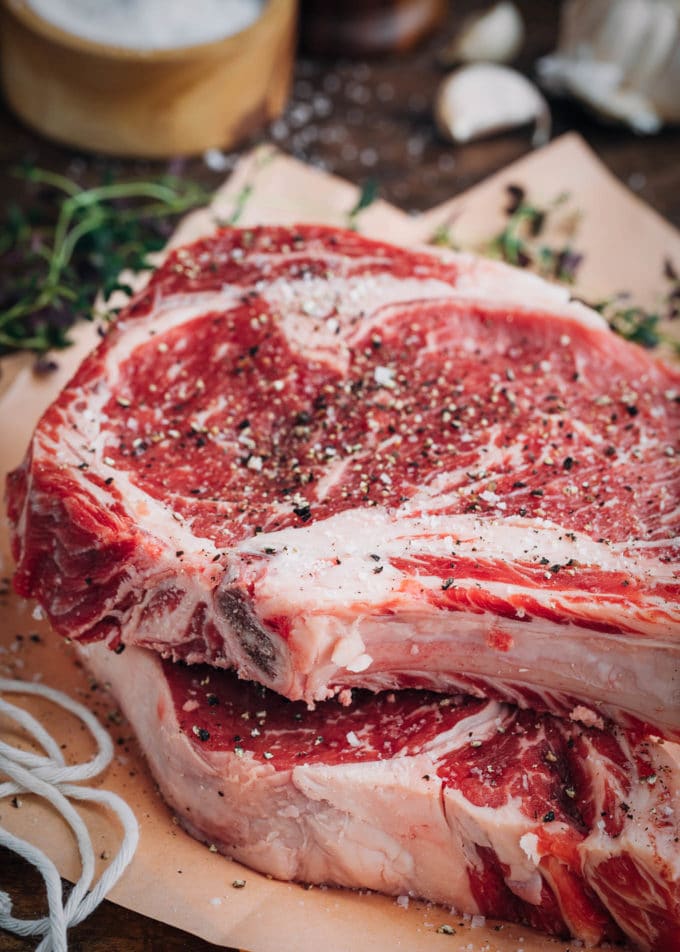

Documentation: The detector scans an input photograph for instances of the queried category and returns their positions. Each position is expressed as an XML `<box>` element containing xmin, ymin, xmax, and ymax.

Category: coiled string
<box><xmin>0</xmin><ymin>678</ymin><xmax>139</xmax><ymax>951</ymax></box>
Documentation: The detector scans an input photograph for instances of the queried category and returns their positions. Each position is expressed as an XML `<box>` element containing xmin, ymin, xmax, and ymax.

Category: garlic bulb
<box><xmin>436</xmin><ymin>63</ymin><xmax>551</xmax><ymax>146</ymax></box>
<box><xmin>440</xmin><ymin>2</ymin><xmax>525</xmax><ymax>66</ymax></box>
<box><xmin>537</xmin><ymin>0</ymin><xmax>680</xmax><ymax>133</ymax></box>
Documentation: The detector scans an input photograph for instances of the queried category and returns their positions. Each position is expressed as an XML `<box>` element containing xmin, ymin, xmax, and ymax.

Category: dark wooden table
<box><xmin>1</xmin><ymin>1</ymin><xmax>679</xmax><ymax>949</ymax></box>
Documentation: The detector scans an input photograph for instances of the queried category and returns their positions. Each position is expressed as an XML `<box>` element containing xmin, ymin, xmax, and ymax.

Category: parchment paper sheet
<box><xmin>1</xmin><ymin>134</ymin><xmax>678</xmax><ymax>951</ymax></box>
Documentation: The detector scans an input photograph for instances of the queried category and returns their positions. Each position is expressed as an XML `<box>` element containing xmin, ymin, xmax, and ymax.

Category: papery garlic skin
<box><xmin>440</xmin><ymin>2</ymin><xmax>525</xmax><ymax>65</ymax></box>
<box><xmin>436</xmin><ymin>63</ymin><xmax>551</xmax><ymax>145</ymax></box>
<box><xmin>538</xmin><ymin>0</ymin><xmax>680</xmax><ymax>133</ymax></box>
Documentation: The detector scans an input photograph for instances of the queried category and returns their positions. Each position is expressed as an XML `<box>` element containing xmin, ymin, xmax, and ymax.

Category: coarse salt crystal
<box><xmin>479</xmin><ymin>490</ymin><xmax>499</xmax><ymax>503</ymax></box>
<box><xmin>374</xmin><ymin>366</ymin><xmax>396</xmax><ymax>388</ymax></box>
<box><xmin>346</xmin><ymin>730</ymin><xmax>361</xmax><ymax>747</ymax></box>
<box><xmin>203</xmin><ymin>149</ymin><xmax>230</xmax><ymax>172</ymax></box>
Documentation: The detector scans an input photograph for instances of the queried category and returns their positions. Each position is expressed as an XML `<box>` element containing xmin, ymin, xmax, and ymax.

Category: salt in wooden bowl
<box><xmin>0</xmin><ymin>0</ymin><xmax>298</xmax><ymax>157</ymax></box>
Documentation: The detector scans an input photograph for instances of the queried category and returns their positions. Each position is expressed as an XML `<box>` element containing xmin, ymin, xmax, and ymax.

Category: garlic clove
<box><xmin>646</xmin><ymin>35</ymin><xmax>680</xmax><ymax>122</ymax></box>
<box><xmin>435</xmin><ymin>63</ymin><xmax>551</xmax><ymax>146</ymax></box>
<box><xmin>539</xmin><ymin>56</ymin><xmax>663</xmax><ymax>133</ymax></box>
<box><xmin>439</xmin><ymin>2</ymin><xmax>525</xmax><ymax>66</ymax></box>
<box><xmin>537</xmin><ymin>0</ymin><xmax>680</xmax><ymax>133</ymax></box>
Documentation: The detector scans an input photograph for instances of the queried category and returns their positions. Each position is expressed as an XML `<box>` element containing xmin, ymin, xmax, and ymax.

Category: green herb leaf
<box><xmin>431</xmin><ymin>185</ymin><xmax>583</xmax><ymax>284</ymax></box>
<box><xmin>430</xmin><ymin>222</ymin><xmax>456</xmax><ymax>248</ymax></box>
<box><xmin>0</xmin><ymin>168</ymin><xmax>210</xmax><ymax>356</ymax></box>
<box><xmin>592</xmin><ymin>299</ymin><xmax>663</xmax><ymax>349</ymax></box>
<box><xmin>348</xmin><ymin>178</ymin><xmax>379</xmax><ymax>231</ymax></box>
<box><xmin>429</xmin><ymin>184</ymin><xmax>680</xmax><ymax>354</ymax></box>
<box><xmin>224</xmin><ymin>184</ymin><xmax>254</xmax><ymax>226</ymax></box>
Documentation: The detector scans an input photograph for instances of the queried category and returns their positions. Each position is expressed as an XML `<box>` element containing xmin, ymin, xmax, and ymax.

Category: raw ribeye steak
<box><xmin>80</xmin><ymin>640</ymin><xmax>680</xmax><ymax>952</ymax></box>
<box><xmin>7</xmin><ymin>225</ymin><xmax>680</xmax><ymax>736</ymax></box>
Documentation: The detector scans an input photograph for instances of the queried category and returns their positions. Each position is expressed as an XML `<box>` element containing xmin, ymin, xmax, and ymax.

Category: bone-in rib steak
<box><xmin>7</xmin><ymin>226</ymin><xmax>680</xmax><ymax>736</ymax></box>
<box><xmin>80</xmin><ymin>640</ymin><xmax>680</xmax><ymax>952</ymax></box>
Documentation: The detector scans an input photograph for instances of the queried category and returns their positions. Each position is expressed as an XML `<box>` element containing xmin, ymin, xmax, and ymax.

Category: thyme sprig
<box><xmin>430</xmin><ymin>185</ymin><xmax>583</xmax><ymax>282</ymax></box>
<box><xmin>484</xmin><ymin>185</ymin><xmax>584</xmax><ymax>283</ymax></box>
<box><xmin>590</xmin><ymin>262</ymin><xmax>680</xmax><ymax>352</ymax></box>
<box><xmin>0</xmin><ymin>167</ymin><xmax>210</xmax><ymax>355</ymax></box>
<box><xmin>224</xmin><ymin>184</ymin><xmax>254</xmax><ymax>226</ymax></box>
<box><xmin>430</xmin><ymin>186</ymin><xmax>583</xmax><ymax>284</ymax></box>
<box><xmin>593</xmin><ymin>299</ymin><xmax>664</xmax><ymax>349</ymax></box>
<box><xmin>348</xmin><ymin>178</ymin><xmax>379</xmax><ymax>231</ymax></box>
<box><xmin>430</xmin><ymin>184</ymin><xmax>679</xmax><ymax>352</ymax></box>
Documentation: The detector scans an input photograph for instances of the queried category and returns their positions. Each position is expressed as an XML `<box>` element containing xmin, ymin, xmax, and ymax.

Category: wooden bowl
<box><xmin>0</xmin><ymin>0</ymin><xmax>298</xmax><ymax>157</ymax></box>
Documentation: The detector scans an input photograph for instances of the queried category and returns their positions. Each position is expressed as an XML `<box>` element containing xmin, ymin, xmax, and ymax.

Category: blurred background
<box><xmin>1</xmin><ymin>0</ymin><xmax>678</xmax><ymax>223</ymax></box>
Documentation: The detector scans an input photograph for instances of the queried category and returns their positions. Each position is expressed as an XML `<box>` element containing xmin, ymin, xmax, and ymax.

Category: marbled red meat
<box><xmin>7</xmin><ymin>226</ymin><xmax>680</xmax><ymax>735</ymax></box>
<box><xmin>80</xmin><ymin>640</ymin><xmax>680</xmax><ymax>952</ymax></box>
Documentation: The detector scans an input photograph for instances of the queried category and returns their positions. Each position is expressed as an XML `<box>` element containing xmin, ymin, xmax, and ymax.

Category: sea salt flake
<box><xmin>374</xmin><ymin>365</ymin><xmax>396</xmax><ymax>388</ymax></box>
<box><xmin>203</xmin><ymin>148</ymin><xmax>229</xmax><ymax>172</ymax></box>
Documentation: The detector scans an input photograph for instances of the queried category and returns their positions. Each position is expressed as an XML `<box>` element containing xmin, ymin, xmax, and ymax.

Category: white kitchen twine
<box><xmin>0</xmin><ymin>678</ymin><xmax>139</xmax><ymax>952</ymax></box>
